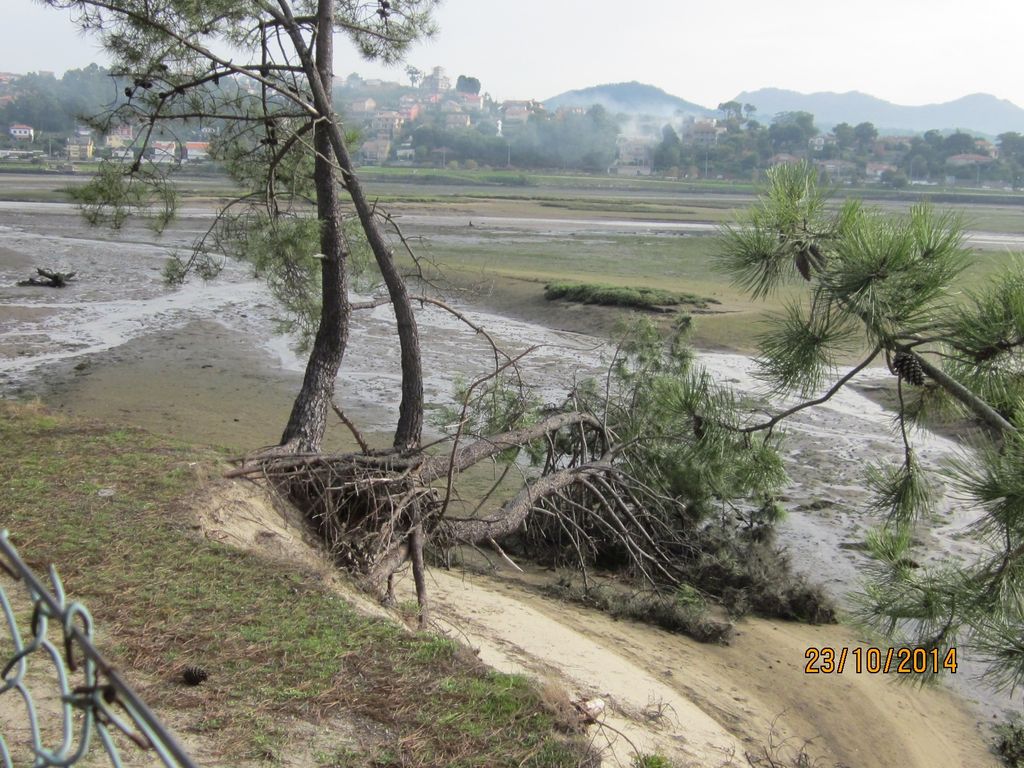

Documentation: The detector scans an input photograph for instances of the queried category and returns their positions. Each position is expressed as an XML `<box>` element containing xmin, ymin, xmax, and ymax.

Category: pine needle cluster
<box><xmin>719</xmin><ymin>162</ymin><xmax>1024</xmax><ymax>692</ymax></box>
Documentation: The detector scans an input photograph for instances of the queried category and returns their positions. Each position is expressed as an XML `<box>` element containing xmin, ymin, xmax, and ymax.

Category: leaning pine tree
<box><xmin>50</xmin><ymin>0</ymin><xmax>824</xmax><ymax>632</ymax></box>
<box><xmin>719</xmin><ymin>161</ymin><xmax>1024</xmax><ymax>692</ymax></box>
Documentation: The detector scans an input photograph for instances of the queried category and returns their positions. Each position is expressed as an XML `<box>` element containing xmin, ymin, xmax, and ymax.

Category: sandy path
<box><xmin>198</xmin><ymin>480</ymin><xmax>1001</xmax><ymax>768</ymax></box>
<box><xmin>409</xmin><ymin>569</ymin><xmax>999</xmax><ymax>768</ymax></box>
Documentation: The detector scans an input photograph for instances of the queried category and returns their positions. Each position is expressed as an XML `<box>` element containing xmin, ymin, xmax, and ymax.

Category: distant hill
<box><xmin>544</xmin><ymin>82</ymin><xmax>713</xmax><ymax>119</ymax></box>
<box><xmin>734</xmin><ymin>88</ymin><xmax>1024</xmax><ymax>136</ymax></box>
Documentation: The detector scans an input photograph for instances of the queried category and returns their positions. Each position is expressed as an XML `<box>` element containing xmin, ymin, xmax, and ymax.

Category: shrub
<box><xmin>996</xmin><ymin>716</ymin><xmax>1024</xmax><ymax>767</ymax></box>
<box><xmin>543</xmin><ymin>281</ymin><xmax>718</xmax><ymax>311</ymax></box>
<box><xmin>633</xmin><ymin>755</ymin><xmax>672</xmax><ymax>768</ymax></box>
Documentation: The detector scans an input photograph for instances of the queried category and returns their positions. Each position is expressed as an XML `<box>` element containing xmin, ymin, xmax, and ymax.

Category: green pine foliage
<box><xmin>443</xmin><ymin>316</ymin><xmax>830</xmax><ymax>632</ymax></box>
<box><xmin>70</xmin><ymin>161</ymin><xmax>176</xmax><ymax>231</ymax></box>
<box><xmin>995</xmin><ymin>715</ymin><xmax>1024</xmax><ymax>767</ymax></box>
<box><xmin>719</xmin><ymin>161</ymin><xmax>1024</xmax><ymax>693</ymax></box>
<box><xmin>755</xmin><ymin>299</ymin><xmax>858</xmax><ymax>396</ymax></box>
<box><xmin>944</xmin><ymin>259</ymin><xmax>1024</xmax><ymax>416</ymax></box>
<box><xmin>53</xmin><ymin>0</ymin><xmax>436</xmax><ymax>354</ymax></box>
<box><xmin>591</xmin><ymin>317</ymin><xmax>789</xmax><ymax>523</ymax></box>
<box><xmin>864</xmin><ymin>453</ymin><xmax>935</xmax><ymax>526</ymax></box>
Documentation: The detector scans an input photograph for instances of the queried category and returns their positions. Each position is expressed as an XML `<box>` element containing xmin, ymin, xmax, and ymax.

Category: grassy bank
<box><xmin>0</xmin><ymin>402</ymin><xmax>595</xmax><ymax>767</ymax></box>
<box><xmin>405</xmin><ymin>223</ymin><xmax>787</xmax><ymax>351</ymax></box>
<box><xmin>544</xmin><ymin>281</ymin><xmax>719</xmax><ymax>312</ymax></box>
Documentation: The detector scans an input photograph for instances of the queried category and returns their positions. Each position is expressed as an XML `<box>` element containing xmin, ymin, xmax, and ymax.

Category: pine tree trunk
<box><xmin>343</xmin><ymin>165</ymin><xmax>424</xmax><ymax>451</ymax></box>
<box><xmin>278</xmin><ymin>0</ymin><xmax>351</xmax><ymax>452</ymax></box>
<box><xmin>275</xmin><ymin>0</ymin><xmax>424</xmax><ymax>452</ymax></box>
<box><xmin>279</xmin><ymin>8</ymin><xmax>423</xmax><ymax>451</ymax></box>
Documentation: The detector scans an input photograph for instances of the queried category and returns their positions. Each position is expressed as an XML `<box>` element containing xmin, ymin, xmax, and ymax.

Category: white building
<box><xmin>9</xmin><ymin>124</ymin><xmax>34</xmax><ymax>141</ymax></box>
<box><xmin>150</xmin><ymin>140</ymin><xmax>178</xmax><ymax>163</ymax></box>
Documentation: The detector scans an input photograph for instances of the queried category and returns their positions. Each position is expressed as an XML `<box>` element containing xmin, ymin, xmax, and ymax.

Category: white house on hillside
<box><xmin>9</xmin><ymin>124</ymin><xmax>34</xmax><ymax>141</ymax></box>
<box><xmin>420</xmin><ymin>66</ymin><xmax>450</xmax><ymax>94</ymax></box>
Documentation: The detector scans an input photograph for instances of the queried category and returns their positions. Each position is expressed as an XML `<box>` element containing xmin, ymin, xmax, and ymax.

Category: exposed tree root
<box><xmin>227</xmin><ymin>410</ymin><xmax>671</xmax><ymax>603</ymax></box>
<box><xmin>228</xmin><ymin>405</ymin><xmax>833</xmax><ymax>637</ymax></box>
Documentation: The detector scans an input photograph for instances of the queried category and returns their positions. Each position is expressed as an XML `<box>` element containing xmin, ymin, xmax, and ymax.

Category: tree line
<box><xmin>405</xmin><ymin>104</ymin><xmax>619</xmax><ymax>172</ymax></box>
<box><xmin>654</xmin><ymin>107</ymin><xmax>1024</xmax><ymax>187</ymax></box>
<box><xmin>5</xmin><ymin>64</ymin><xmax>1024</xmax><ymax>187</ymax></box>
<box><xmin>0</xmin><ymin>64</ymin><xmax>125</xmax><ymax>136</ymax></box>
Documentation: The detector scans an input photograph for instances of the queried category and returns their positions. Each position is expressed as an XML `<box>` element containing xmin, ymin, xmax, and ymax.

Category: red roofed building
<box><xmin>183</xmin><ymin>141</ymin><xmax>210</xmax><ymax>162</ymax></box>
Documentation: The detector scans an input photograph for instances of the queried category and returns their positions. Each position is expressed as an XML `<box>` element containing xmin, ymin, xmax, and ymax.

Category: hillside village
<box><xmin>2</xmin><ymin>65</ymin><xmax>1024</xmax><ymax>189</ymax></box>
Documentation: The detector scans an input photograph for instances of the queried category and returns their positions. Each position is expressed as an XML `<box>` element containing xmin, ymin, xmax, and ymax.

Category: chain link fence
<box><xmin>0</xmin><ymin>530</ymin><xmax>197</xmax><ymax>767</ymax></box>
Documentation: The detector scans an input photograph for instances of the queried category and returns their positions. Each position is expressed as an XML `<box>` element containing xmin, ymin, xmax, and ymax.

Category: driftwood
<box><xmin>18</xmin><ymin>268</ymin><xmax>77</xmax><ymax>288</ymax></box>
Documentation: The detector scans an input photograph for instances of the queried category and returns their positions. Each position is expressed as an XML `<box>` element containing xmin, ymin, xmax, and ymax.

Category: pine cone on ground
<box><xmin>892</xmin><ymin>351</ymin><xmax>925</xmax><ymax>386</ymax></box>
<box><xmin>182</xmin><ymin>666</ymin><xmax>209</xmax><ymax>686</ymax></box>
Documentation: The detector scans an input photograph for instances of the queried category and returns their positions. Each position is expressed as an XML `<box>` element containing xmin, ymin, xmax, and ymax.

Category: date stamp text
<box><xmin>804</xmin><ymin>646</ymin><xmax>957</xmax><ymax>674</ymax></box>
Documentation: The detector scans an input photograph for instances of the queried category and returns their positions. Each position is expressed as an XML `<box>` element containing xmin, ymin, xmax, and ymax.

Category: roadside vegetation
<box><xmin>0</xmin><ymin>401</ymin><xmax>596</xmax><ymax>767</ymax></box>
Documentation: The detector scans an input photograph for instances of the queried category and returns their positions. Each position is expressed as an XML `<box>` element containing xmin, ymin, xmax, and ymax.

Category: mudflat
<box><xmin>41</xmin><ymin>319</ymin><xmax>301</xmax><ymax>451</ymax></box>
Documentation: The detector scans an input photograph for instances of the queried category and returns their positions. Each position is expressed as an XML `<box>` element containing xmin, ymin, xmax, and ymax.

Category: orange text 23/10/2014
<box><xmin>803</xmin><ymin>646</ymin><xmax>957</xmax><ymax>674</ymax></box>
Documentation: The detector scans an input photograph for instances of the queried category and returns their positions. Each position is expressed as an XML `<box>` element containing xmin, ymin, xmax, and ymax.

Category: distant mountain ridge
<box><xmin>734</xmin><ymin>88</ymin><xmax>1024</xmax><ymax>135</ymax></box>
<box><xmin>544</xmin><ymin>81</ymin><xmax>1024</xmax><ymax>136</ymax></box>
<box><xmin>543</xmin><ymin>81</ymin><xmax>713</xmax><ymax>119</ymax></box>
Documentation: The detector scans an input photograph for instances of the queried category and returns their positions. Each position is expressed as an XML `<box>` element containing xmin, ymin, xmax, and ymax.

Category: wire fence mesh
<box><xmin>0</xmin><ymin>529</ymin><xmax>198</xmax><ymax>767</ymax></box>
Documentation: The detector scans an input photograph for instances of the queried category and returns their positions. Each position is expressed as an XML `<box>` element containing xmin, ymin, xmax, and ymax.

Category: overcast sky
<box><xmin>5</xmin><ymin>1</ymin><xmax>1023</xmax><ymax>109</ymax></box>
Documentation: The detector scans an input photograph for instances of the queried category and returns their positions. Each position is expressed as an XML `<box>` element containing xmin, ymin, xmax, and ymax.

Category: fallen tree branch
<box><xmin>436</xmin><ymin>457</ymin><xmax>614</xmax><ymax>547</ymax></box>
<box><xmin>419</xmin><ymin>411</ymin><xmax>606</xmax><ymax>482</ymax></box>
<box><xmin>487</xmin><ymin>537</ymin><xmax>524</xmax><ymax>573</ymax></box>
<box><xmin>18</xmin><ymin>268</ymin><xmax>76</xmax><ymax>288</ymax></box>
<box><xmin>331</xmin><ymin>399</ymin><xmax>369</xmax><ymax>453</ymax></box>
<box><xmin>350</xmin><ymin>295</ymin><xmax>391</xmax><ymax>311</ymax></box>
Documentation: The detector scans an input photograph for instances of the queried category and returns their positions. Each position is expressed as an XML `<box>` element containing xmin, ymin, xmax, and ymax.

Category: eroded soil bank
<box><xmin>201</xmin><ymin>478</ymin><xmax>1001</xmax><ymax>768</ymax></box>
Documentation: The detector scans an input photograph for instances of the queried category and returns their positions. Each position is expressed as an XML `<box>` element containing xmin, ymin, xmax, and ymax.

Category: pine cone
<box><xmin>794</xmin><ymin>247</ymin><xmax>813</xmax><ymax>281</ymax></box>
<box><xmin>892</xmin><ymin>352</ymin><xmax>925</xmax><ymax>386</ymax></box>
<box><xmin>182</xmin><ymin>666</ymin><xmax>209</xmax><ymax>686</ymax></box>
<box><xmin>794</xmin><ymin>242</ymin><xmax>825</xmax><ymax>281</ymax></box>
